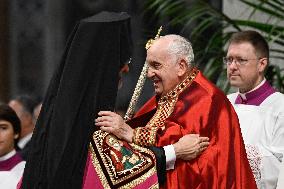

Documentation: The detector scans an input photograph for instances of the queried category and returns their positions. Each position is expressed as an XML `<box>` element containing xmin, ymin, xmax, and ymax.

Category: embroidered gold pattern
<box><xmin>133</xmin><ymin>68</ymin><xmax>199</xmax><ymax>146</ymax></box>
<box><xmin>149</xmin><ymin>183</ymin><xmax>160</xmax><ymax>189</ymax></box>
<box><xmin>145</xmin><ymin>26</ymin><xmax>163</xmax><ymax>50</ymax></box>
<box><xmin>89</xmin><ymin>143</ymin><xmax>111</xmax><ymax>189</ymax></box>
<box><xmin>89</xmin><ymin>130</ymin><xmax>158</xmax><ymax>188</ymax></box>
<box><xmin>119</xmin><ymin>167</ymin><xmax>158</xmax><ymax>189</ymax></box>
<box><xmin>133</xmin><ymin>127</ymin><xmax>158</xmax><ymax>146</ymax></box>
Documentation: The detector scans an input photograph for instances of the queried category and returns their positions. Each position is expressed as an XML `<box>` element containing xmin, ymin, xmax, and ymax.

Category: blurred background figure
<box><xmin>0</xmin><ymin>104</ymin><xmax>25</xmax><ymax>189</ymax></box>
<box><xmin>32</xmin><ymin>102</ymin><xmax>42</xmax><ymax>125</ymax></box>
<box><xmin>8</xmin><ymin>95</ymin><xmax>37</xmax><ymax>160</ymax></box>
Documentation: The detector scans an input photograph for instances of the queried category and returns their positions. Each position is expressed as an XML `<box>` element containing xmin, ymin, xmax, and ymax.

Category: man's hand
<box><xmin>173</xmin><ymin>134</ymin><xmax>209</xmax><ymax>161</ymax></box>
<box><xmin>95</xmin><ymin>111</ymin><xmax>134</xmax><ymax>143</ymax></box>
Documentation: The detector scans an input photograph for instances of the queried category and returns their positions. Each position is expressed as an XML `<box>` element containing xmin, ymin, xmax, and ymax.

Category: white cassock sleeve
<box><xmin>163</xmin><ymin>145</ymin><xmax>176</xmax><ymax>170</ymax></box>
<box><xmin>234</xmin><ymin>105</ymin><xmax>284</xmax><ymax>189</ymax></box>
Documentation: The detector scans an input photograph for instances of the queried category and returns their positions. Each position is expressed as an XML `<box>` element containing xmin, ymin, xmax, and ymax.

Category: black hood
<box><xmin>21</xmin><ymin>11</ymin><xmax>132</xmax><ymax>189</ymax></box>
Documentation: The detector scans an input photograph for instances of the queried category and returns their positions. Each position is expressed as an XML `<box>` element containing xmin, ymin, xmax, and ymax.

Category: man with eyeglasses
<box><xmin>226</xmin><ymin>30</ymin><xmax>284</xmax><ymax>189</ymax></box>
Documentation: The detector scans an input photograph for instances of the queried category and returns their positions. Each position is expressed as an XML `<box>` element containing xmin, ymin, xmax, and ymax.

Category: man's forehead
<box><xmin>147</xmin><ymin>39</ymin><xmax>169</xmax><ymax>55</ymax></box>
<box><xmin>146</xmin><ymin>48</ymin><xmax>165</xmax><ymax>62</ymax></box>
<box><xmin>228</xmin><ymin>42</ymin><xmax>254</xmax><ymax>50</ymax></box>
<box><xmin>227</xmin><ymin>42</ymin><xmax>256</xmax><ymax>54</ymax></box>
<box><xmin>152</xmin><ymin>37</ymin><xmax>170</xmax><ymax>48</ymax></box>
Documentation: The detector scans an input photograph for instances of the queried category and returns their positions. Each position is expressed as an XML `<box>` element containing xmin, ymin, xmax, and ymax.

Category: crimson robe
<box><xmin>128</xmin><ymin>71</ymin><xmax>257</xmax><ymax>189</ymax></box>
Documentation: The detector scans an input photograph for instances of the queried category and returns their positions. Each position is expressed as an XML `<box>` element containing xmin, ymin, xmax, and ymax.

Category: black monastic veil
<box><xmin>21</xmin><ymin>11</ymin><xmax>132</xmax><ymax>189</ymax></box>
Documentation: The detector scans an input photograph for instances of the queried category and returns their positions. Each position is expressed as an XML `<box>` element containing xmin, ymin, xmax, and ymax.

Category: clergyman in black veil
<box><xmin>20</xmin><ymin>11</ymin><xmax>160</xmax><ymax>189</ymax></box>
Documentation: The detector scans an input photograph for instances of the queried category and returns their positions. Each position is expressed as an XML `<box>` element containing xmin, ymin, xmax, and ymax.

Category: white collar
<box><xmin>0</xmin><ymin>150</ymin><xmax>16</xmax><ymax>161</ymax></box>
<box><xmin>239</xmin><ymin>78</ymin><xmax>266</xmax><ymax>100</ymax></box>
<box><xmin>18</xmin><ymin>133</ymin><xmax>33</xmax><ymax>149</ymax></box>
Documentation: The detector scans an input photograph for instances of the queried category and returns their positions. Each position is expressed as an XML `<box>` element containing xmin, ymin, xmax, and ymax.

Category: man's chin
<box><xmin>229</xmin><ymin>80</ymin><xmax>242</xmax><ymax>88</ymax></box>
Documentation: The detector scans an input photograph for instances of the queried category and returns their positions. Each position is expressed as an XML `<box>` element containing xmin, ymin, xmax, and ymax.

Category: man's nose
<box><xmin>227</xmin><ymin>60</ymin><xmax>238</xmax><ymax>70</ymax></box>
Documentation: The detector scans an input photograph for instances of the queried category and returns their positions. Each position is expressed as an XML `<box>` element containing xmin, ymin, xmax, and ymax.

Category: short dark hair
<box><xmin>229</xmin><ymin>30</ymin><xmax>269</xmax><ymax>59</ymax></box>
<box><xmin>12</xmin><ymin>95</ymin><xmax>38</xmax><ymax>115</ymax></box>
<box><xmin>0</xmin><ymin>104</ymin><xmax>21</xmax><ymax>144</ymax></box>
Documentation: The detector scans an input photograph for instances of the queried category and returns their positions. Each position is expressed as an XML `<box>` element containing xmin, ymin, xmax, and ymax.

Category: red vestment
<box><xmin>128</xmin><ymin>71</ymin><xmax>257</xmax><ymax>189</ymax></box>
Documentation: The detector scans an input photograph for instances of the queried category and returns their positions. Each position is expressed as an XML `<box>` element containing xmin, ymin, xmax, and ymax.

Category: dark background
<box><xmin>0</xmin><ymin>0</ymin><xmax>221</xmax><ymax>112</ymax></box>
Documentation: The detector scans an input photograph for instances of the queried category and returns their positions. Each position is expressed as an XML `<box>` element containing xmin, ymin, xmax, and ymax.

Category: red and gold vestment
<box><xmin>128</xmin><ymin>69</ymin><xmax>257</xmax><ymax>189</ymax></box>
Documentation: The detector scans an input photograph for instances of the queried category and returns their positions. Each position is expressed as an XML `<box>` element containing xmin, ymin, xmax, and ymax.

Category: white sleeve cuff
<box><xmin>163</xmin><ymin>144</ymin><xmax>176</xmax><ymax>170</ymax></box>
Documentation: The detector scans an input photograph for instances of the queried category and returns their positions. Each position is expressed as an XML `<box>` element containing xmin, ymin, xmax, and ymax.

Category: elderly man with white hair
<box><xmin>96</xmin><ymin>34</ymin><xmax>257</xmax><ymax>189</ymax></box>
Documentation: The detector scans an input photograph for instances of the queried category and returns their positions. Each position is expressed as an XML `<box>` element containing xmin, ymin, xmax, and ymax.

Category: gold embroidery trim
<box><xmin>133</xmin><ymin>68</ymin><xmax>199</xmax><ymax>146</ymax></box>
<box><xmin>89</xmin><ymin>142</ymin><xmax>111</xmax><ymax>189</ymax></box>
<box><xmin>89</xmin><ymin>130</ymin><xmax>159</xmax><ymax>188</ymax></box>
<box><xmin>149</xmin><ymin>183</ymin><xmax>160</xmax><ymax>189</ymax></box>
<box><xmin>145</xmin><ymin>26</ymin><xmax>163</xmax><ymax>50</ymax></box>
<box><xmin>119</xmin><ymin>166</ymin><xmax>158</xmax><ymax>189</ymax></box>
<box><xmin>133</xmin><ymin>127</ymin><xmax>158</xmax><ymax>146</ymax></box>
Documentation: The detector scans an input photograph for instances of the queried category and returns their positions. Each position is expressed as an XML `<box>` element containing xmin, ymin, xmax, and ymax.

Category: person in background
<box><xmin>8</xmin><ymin>95</ymin><xmax>37</xmax><ymax>160</ymax></box>
<box><xmin>32</xmin><ymin>102</ymin><xmax>42</xmax><ymax>125</ymax></box>
<box><xmin>226</xmin><ymin>30</ymin><xmax>284</xmax><ymax>189</ymax></box>
<box><xmin>0</xmin><ymin>104</ymin><xmax>25</xmax><ymax>189</ymax></box>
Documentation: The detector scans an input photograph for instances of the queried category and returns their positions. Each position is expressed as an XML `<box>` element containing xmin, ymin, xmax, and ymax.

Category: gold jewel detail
<box><xmin>145</xmin><ymin>26</ymin><xmax>163</xmax><ymax>50</ymax></box>
<box><xmin>133</xmin><ymin>127</ymin><xmax>158</xmax><ymax>146</ymax></box>
<box><xmin>141</xmin><ymin>68</ymin><xmax>199</xmax><ymax>145</ymax></box>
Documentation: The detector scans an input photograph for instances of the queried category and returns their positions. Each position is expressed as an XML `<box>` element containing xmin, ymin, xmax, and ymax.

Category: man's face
<box><xmin>146</xmin><ymin>39</ymin><xmax>181</xmax><ymax>96</ymax></box>
<box><xmin>226</xmin><ymin>42</ymin><xmax>266</xmax><ymax>93</ymax></box>
<box><xmin>0</xmin><ymin>120</ymin><xmax>17</xmax><ymax>157</ymax></box>
<box><xmin>9</xmin><ymin>100</ymin><xmax>25</xmax><ymax>124</ymax></box>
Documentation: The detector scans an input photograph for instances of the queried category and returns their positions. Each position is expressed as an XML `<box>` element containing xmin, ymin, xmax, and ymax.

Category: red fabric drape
<box><xmin>129</xmin><ymin>72</ymin><xmax>257</xmax><ymax>189</ymax></box>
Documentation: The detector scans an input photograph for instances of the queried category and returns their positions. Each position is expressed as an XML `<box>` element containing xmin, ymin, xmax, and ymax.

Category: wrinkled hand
<box><xmin>95</xmin><ymin>111</ymin><xmax>134</xmax><ymax>143</ymax></box>
<box><xmin>173</xmin><ymin>134</ymin><xmax>209</xmax><ymax>161</ymax></box>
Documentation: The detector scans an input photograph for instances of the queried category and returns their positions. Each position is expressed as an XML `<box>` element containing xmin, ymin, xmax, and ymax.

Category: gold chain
<box><xmin>146</xmin><ymin>68</ymin><xmax>199</xmax><ymax>130</ymax></box>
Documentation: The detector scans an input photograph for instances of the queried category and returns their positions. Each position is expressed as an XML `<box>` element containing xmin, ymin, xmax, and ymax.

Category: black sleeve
<box><xmin>148</xmin><ymin>146</ymin><xmax>166</xmax><ymax>186</ymax></box>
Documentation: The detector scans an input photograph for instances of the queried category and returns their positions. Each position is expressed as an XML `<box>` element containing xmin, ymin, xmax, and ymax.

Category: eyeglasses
<box><xmin>223</xmin><ymin>57</ymin><xmax>260</xmax><ymax>66</ymax></box>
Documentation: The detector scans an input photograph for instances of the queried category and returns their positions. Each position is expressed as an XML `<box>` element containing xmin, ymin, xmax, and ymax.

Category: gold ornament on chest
<box><xmin>146</xmin><ymin>68</ymin><xmax>199</xmax><ymax>130</ymax></box>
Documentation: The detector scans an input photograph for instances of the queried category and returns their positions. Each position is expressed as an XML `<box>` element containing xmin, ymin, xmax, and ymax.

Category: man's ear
<box><xmin>177</xmin><ymin>59</ymin><xmax>188</xmax><ymax>76</ymax></box>
<box><xmin>258</xmin><ymin>58</ymin><xmax>268</xmax><ymax>73</ymax></box>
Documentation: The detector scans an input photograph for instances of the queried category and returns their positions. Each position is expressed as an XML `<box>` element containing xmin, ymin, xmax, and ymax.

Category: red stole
<box><xmin>129</xmin><ymin>72</ymin><xmax>257</xmax><ymax>189</ymax></box>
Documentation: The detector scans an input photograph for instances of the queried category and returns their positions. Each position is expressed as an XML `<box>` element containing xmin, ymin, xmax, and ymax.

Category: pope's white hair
<box><xmin>165</xmin><ymin>34</ymin><xmax>194</xmax><ymax>66</ymax></box>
